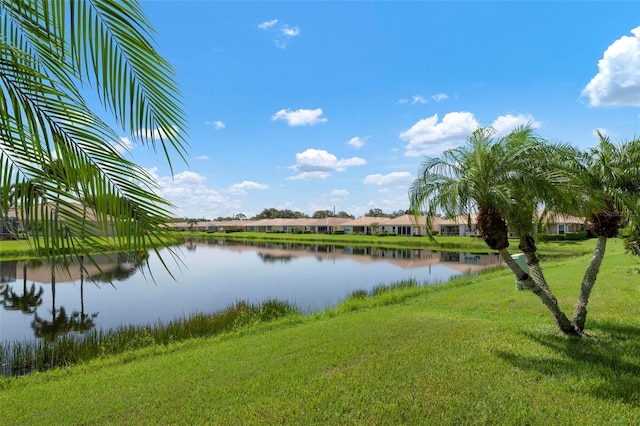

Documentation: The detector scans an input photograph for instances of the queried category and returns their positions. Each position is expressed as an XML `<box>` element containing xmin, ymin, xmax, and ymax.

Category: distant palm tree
<box><xmin>410</xmin><ymin>126</ymin><xmax>577</xmax><ymax>335</ymax></box>
<box><xmin>568</xmin><ymin>132</ymin><xmax>640</xmax><ymax>331</ymax></box>
<box><xmin>0</xmin><ymin>0</ymin><xmax>187</xmax><ymax>269</ymax></box>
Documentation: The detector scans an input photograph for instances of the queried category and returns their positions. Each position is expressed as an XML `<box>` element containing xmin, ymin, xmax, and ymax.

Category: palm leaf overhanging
<box><xmin>0</xmin><ymin>0</ymin><xmax>187</xmax><ymax>269</ymax></box>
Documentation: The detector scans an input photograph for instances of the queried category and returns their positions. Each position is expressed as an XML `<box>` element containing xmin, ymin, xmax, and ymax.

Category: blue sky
<box><xmin>127</xmin><ymin>1</ymin><xmax>640</xmax><ymax>219</ymax></box>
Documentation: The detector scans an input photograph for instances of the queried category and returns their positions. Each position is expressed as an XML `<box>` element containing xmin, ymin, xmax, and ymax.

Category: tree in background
<box><xmin>621</xmin><ymin>224</ymin><xmax>640</xmax><ymax>275</ymax></box>
<box><xmin>365</xmin><ymin>208</ymin><xmax>388</xmax><ymax>217</ymax></box>
<box><xmin>312</xmin><ymin>210</ymin><xmax>333</xmax><ymax>219</ymax></box>
<box><xmin>252</xmin><ymin>208</ymin><xmax>308</xmax><ymax>220</ymax></box>
<box><xmin>0</xmin><ymin>1</ymin><xmax>187</xmax><ymax>268</ymax></box>
<box><xmin>335</xmin><ymin>211</ymin><xmax>355</xmax><ymax>219</ymax></box>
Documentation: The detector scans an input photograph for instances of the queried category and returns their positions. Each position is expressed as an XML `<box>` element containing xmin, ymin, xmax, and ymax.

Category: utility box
<box><xmin>511</xmin><ymin>253</ymin><xmax>530</xmax><ymax>291</ymax></box>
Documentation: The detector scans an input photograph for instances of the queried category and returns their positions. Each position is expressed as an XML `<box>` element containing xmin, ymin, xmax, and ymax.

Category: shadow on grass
<box><xmin>495</xmin><ymin>320</ymin><xmax>640</xmax><ymax>406</ymax></box>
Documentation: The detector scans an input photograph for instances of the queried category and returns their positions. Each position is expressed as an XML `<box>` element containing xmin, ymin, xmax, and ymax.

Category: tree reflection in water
<box><xmin>257</xmin><ymin>253</ymin><xmax>293</xmax><ymax>263</ymax></box>
<box><xmin>31</xmin><ymin>307</ymin><xmax>98</xmax><ymax>341</ymax></box>
<box><xmin>0</xmin><ymin>251</ymin><xmax>147</xmax><ymax>342</ymax></box>
<box><xmin>0</xmin><ymin>283</ymin><xmax>44</xmax><ymax>314</ymax></box>
<box><xmin>30</xmin><ymin>272</ymin><xmax>99</xmax><ymax>342</ymax></box>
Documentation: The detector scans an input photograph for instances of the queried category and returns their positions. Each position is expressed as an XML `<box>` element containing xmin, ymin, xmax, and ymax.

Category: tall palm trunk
<box><xmin>571</xmin><ymin>235</ymin><xmax>607</xmax><ymax>332</ymax></box>
<box><xmin>498</xmin><ymin>248</ymin><xmax>579</xmax><ymax>336</ymax></box>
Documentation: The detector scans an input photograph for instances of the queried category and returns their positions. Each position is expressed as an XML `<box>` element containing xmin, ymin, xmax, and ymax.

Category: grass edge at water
<box><xmin>0</xmin><ymin>298</ymin><xmax>299</xmax><ymax>377</ymax></box>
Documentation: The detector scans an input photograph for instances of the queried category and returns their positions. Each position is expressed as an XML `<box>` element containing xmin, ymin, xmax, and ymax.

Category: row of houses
<box><xmin>170</xmin><ymin>213</ymin><xmax>587</xmax><ymax>237</ymax></box>
<box><xmin>1</xmin><ymin>202</ymin><xmax>587</xmax><ymax>239</ymax></box>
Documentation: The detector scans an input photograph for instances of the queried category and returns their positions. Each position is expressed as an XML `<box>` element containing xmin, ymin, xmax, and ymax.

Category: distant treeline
<box><xmin>170</xmin><ymin>207</ymin><xmax>413</xmax><ymax>223</ymax></box>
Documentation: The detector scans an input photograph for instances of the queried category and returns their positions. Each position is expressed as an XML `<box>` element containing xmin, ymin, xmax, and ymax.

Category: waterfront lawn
<box><xmin>0</xmin><ymin>235</ymin><xmax>180</xmax><ymax>260</ymax></box>
<box><xmin>1</xmin><ymin>239</ymin><xmax>639</xmax><ymax>424</ymax></box>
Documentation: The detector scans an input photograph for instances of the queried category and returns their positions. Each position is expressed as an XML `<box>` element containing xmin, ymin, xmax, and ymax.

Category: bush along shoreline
<box><xmin>0</xmin><ymin>299</ymin><xmax>299</xmax><ymax>377</ymax></box>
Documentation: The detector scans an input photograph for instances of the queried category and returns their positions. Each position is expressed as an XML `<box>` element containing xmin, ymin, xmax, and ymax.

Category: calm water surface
<box><xmin>0</xmin><ymin>240</ymin><xmax>501</xmax><ymax>344</ymax></box>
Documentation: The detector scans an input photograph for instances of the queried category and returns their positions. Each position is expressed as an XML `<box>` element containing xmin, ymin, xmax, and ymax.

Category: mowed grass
<box><xmin>0</xmin><ymin>236</ymin><xmax>181</xmax><ymax>260</ymax></box>
<box><xmin>1</xmin><ymin>239</ymin><xmax>639</xmax><ymax>424</ymax></box>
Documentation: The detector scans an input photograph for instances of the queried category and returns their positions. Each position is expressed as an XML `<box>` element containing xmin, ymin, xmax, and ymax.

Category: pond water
<box><xmin>0</xmin><ymin>239</ymin><xmax>501</xmax><ymax>344</ymax></box>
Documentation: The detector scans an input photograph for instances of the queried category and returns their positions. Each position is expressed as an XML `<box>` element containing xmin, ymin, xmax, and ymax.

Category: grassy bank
<box><xmin>1</xmin><ymin>239</ymin><xmax>639</xmax><ymax>424</ymax></box>
<box><xmin>0</xmin><ymin>236</ymin><xmax>181</xmax><ymax>260</ymax></box>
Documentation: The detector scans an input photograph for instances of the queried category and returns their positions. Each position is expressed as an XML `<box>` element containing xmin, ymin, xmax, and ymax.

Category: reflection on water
<box><xmin>0</xmin><ymin>241</ymin><xmax>501</xmax><ymax>344</ymax></box>
<box><xmin>196</xmin><ymin>238</ymin><xmax>500</xmax><ymax>272</ymax></box>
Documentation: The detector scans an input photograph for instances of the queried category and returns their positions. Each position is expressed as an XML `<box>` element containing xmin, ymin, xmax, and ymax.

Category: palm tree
<box><xmin>568</xmin><ymin>132</ymin><xmax>640</xmax><ymax>332</ymax></box>
<box><xmin>0</xmin><ymin>1</ymin><xmax>187</xmax><ymax>269</ymax></box>
<box><xmin>410</xmin><ymin>126</ymin><xmax>578</xmax><ymax>335</ymax></box>
<box><xmin>501</xmin><ymin>140</ymin><xmax>581</xmax><ymax>298</ymax></box>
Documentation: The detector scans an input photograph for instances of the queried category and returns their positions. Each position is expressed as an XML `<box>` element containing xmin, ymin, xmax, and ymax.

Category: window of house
<box><xmin>558</xmin><ymin>224</ymin><xmax>565</xmax><ymax>234</ymax></box>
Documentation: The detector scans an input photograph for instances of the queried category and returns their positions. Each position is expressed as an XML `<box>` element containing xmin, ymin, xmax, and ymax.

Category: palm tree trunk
<box><xmin>571</xmin><ymin>235</ymin><xmax>607</xmax><ymax>332</ymax></box>
<box><xmin>519</xmin><ymin>236</ymin><xmax>554</xmax><ymax>297</ymax></box>
<box><xmin>524</xmin><ymin>252</ymin><xmax>553</xmax><ymax>294</ymax></box>
<box><xmin>498</xmin><ymin>248</ymin><xmax>579</xmax><ymax>336</ymax></box>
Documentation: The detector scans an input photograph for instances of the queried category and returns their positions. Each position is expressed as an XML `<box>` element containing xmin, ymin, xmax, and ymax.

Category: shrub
<box><xmin>539</xmin><ymin>233</ymin><xmax>566</xmax><ymax>241</ymax></box>
<box><xmin>565</xmin><ymin>231</ymin><xmax>588</xmax><ymax>240</ymax></box>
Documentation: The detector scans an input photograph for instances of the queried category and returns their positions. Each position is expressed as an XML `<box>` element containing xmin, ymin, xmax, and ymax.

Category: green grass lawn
<box><xmin>1</xmin><ymin>239</ymin><xmax>639</xmax><ymax>424</ymax></box>
<box><xmin>0</xmin><ymin>235</ymin><xmax>180</xmax><ymax>260</ymax></box>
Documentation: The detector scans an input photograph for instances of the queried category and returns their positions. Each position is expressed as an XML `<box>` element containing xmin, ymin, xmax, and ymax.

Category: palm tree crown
<box><xmin>410</xmin><ymin>125</ymin><xmax>553</xmax><ymax>250</ymax></box>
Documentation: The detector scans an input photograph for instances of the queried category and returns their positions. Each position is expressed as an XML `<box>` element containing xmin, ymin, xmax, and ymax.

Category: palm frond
<box><xmin>1</xmin><ymin>0</ymin><xmax>188</xmax><ymax>275</ymax></box>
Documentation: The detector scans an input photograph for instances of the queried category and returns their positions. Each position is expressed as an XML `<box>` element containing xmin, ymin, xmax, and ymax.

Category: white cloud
<box><xmin>330</xmin><ymin>189</ymin><xmax>349</xmax><ymax>198</ymax></box>
<box><xmin>195</xmin><ymin>155</ymin><xmax>210</xmax><ymax>160</ymax></box>
<box><xmin>400</xmin><ymin>112</ymin><xmax>479</xmax><ymax>157</ymax></box>
<box><xmin>259</xmin><ymin>19</ymin><xmax>300</xmax><ymax>49</ymax></box>
<box><xmin>491</xmin><ymin>114</ymin><xmax>540</xmax><ymax>135</ymax></box>
<box><xmin>228</xmin><ymin>180</ymin><xmax>270</xmax><ymax>195</ymax></box>
<box><xmin>113</xmin><ymin>136</ymin><xmax>134</xmax><ymax>154</ymax></box>
<box><xmin>272</xmin><ymin>108</ymin><xmax>327</xmax><ymax>126</ymax></box>
<box><xmin>287</xmin><ymin>171</ymin><xmax>331</xmax><ymax>181</ymax></box>
<box><xmin>276</xmin><ymin>25</ymin><xmax>300</xmax><ymax>49</ymax></box>
<box><xmin>258</xmin><ymin>19</ymin><xmax>278</xmax><ymax>29</ymax></box>
<box><xmin>149</xmin><ymin>168</ymin><xmax>236</xmax><ymax>219</ymax></box>
<box><xmin>206</xmin><ymin>120</ymin><xmax>226</xmax><ymax>129</ymax></box>
<box><xmin>363</xmin><ymin>171</ymin><xmax>413</xmax><ymax>187</ymax></box>
<box><xmin>282</xmin><ymin>26</ymin><xmax>300</xmax><ymax>37</ymax></box>
<box><xmin>172</xmin><ymin>170</ymin><xmax>207</xmax><ymax>185</ymax></box>
<box><xmin>288</xmin><ymin>148</ymin><xmax>366</xmax><ymax>180</ymax></box>
<box><xmin>399</xmin><ymin>95</ymin><xmax>427</xmax><ymax>104</ymax></box>
<box><xmin>582</xmin><ymin>26</ymin><xmax>640</xmax><ymax>107</ymax></box>
<box><xmin>431</xmin><ymin>93</ymin><xmax>448</xmax><ymax>102</ymax></box>
<box><xmin>347</xmin><ymin>136</ymin><xmax>367</xmax><ymax>149</ymax></box>
<box><xmin>134</xmin><ymin>125</ymin><xmax>178</xmax><ymax>140</ymax></box>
